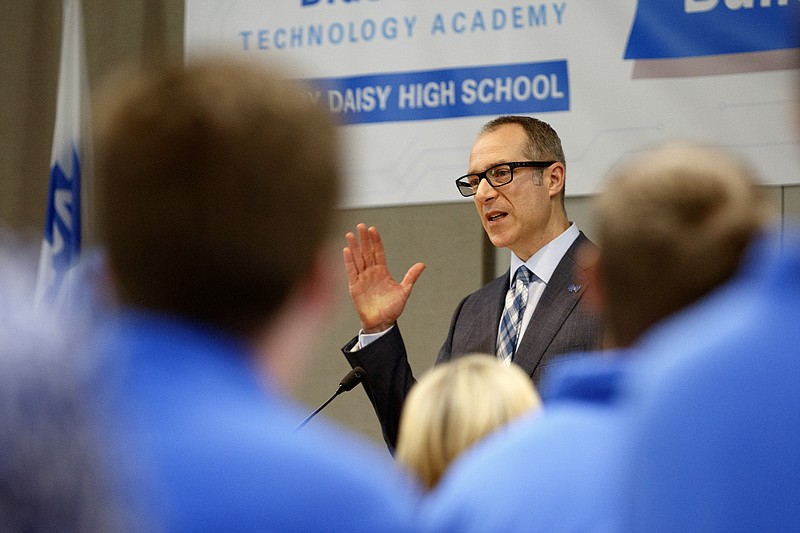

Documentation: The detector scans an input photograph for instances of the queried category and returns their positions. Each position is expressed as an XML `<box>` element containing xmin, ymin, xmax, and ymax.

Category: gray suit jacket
<box><xmin>342</xmin><ymin>232</ymin><xmax>603</xmax><ymax>450</ymax></box>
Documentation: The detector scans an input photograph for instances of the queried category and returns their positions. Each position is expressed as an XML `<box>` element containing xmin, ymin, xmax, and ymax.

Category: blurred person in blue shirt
<box><xmin>0</xmin><ymin>228</ymin><xmax>131</xmax><ymax>532</ymax></box>
<box><xmin>90</xmin><ymin>56</ymin><xmax>421</xmax><ymax>532</ymax></box>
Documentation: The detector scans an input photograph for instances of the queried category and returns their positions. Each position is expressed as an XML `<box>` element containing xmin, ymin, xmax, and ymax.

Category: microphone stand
<box><xmin>294</xmin><ymin>367</ymin><xmax>365</xmax><ymax>432</ymax></box>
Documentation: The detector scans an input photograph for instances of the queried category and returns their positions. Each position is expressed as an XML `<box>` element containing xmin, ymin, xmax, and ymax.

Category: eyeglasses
<box><xmin>455</xmin><ymin>161</ymin><xmax>556</xmax><ymax>197</ymax></box>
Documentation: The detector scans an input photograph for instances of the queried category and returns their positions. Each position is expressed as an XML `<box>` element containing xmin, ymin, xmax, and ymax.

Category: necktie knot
<box><xmin>514</xmin><ymin>266</ymin><xmax>532</xmax><ymax>287</ymax></box>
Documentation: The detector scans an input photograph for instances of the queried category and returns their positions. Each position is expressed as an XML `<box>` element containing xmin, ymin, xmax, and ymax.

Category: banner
<box><xmin>626</xmin><ymin>0</ymin><xmax>799</xmax><ymax>59</ymax></box>
<box><xmin>35</xmin><ymin>0</ymin><xmax>91</xmax><ymax>307</ymax></box>
<box><xmin>185</xmin><ymin>1</ymin><xmax>800</xmax><ymax>208</ymax></box>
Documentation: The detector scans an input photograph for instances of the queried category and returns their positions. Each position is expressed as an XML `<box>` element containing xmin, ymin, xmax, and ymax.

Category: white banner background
<box><xmin>185</xmin><ymin>1</ymin><xmax>800</xmax><ymax>208</ymax></box>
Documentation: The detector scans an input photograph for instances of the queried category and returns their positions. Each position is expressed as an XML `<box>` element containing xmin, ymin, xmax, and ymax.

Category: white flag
<box><xmin>35</xmin><ymin>0</ymin><xmax>92</xmax><ymax>308</ymax></box>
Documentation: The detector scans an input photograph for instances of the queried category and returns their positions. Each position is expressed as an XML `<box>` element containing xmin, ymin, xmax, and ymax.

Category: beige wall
<box><xmin>0</xmin><ymin>0</ymin><xmax>184</xmax><ymax>238</ymax></box>
<box><xmin>2</xmin><ymin>2</ymin><xmax>799</xmax><ymax>451</ymax></box>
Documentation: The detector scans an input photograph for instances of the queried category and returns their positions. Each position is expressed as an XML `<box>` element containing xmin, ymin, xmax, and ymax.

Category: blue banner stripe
<box><xmin>306</xmin><ymin>60</ymin><xmax>570</xmax><ymax>125</ymax></box>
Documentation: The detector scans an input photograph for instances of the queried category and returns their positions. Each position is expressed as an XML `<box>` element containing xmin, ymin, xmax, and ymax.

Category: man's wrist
<box><xmin>362</xmin><ymin>322</ymin><xmax>395</xmax><ymax>334</ymax></box>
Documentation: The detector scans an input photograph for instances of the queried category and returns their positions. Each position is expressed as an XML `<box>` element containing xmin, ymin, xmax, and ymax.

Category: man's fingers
<box><xmin>343</xmin><ymin>247</ymin><xmax>359</xmax><ymax>284</ymax></box>
<box><xmin>344</xmin><ymin>231</ymin><xmax>364</xmax><ymax>273</ymax></box>
<box><xmin>369</xmin><ymin>226</ymin><xmax>389</xmax><ymax>266</ymax></box>
<box><xmin>400</xmin><ymin>262</ymin><xmax>426</xmax><ymax>293</ymax></box>
<box><xmin>358</xmin><ymin>224</ymin><xmax>375</xmax><ymax>268</ymax></box>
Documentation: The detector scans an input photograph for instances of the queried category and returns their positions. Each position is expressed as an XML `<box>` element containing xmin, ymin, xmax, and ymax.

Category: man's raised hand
<box><xmin>343</xmin><ymin>224</ymin><xmax>426</xmax><ymax>334</ymax></box>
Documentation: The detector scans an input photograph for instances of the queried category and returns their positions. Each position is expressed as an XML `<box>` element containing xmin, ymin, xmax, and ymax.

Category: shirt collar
<box><xmin>509</xmin><ymin>223</ymin><xmax>580</xmax><ymax>286</ymax></box>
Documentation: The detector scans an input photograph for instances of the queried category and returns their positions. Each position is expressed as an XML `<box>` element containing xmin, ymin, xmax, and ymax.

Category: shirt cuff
<box><xmin>352</xmin><ymin>324</ymin><xmax>395</xmax><ymax>351</ymax></box>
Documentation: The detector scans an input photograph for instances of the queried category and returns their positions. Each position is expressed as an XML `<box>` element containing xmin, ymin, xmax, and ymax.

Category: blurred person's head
<box><xmin>396</xmin><ymin>354</ymin><xmax>542</xmax><ymax>490</ymax></box>
<box><xmin>585</xmin><ymin>141</ymin><xmax>775</xmax><ymax>348</ymax></box>
<box><xmin>93</xmin><ymin>56</ymin><xmax>341</xmax><ymax>388</ymax></box>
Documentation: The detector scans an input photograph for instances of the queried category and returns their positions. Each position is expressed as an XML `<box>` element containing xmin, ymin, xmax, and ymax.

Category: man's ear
<box><xmin>297</xmin><ymin>245</ymin><xmax>338</xmax><ymax>315</ymax></box>
<box><xmin>547</xmin><ymin>162</ymin><xmax>566</xmax><ymax>199</ymax></box>
<box><xmin>254</xmin><ymin>245</ymin><xmax>339</xmax><ymax>393</ymax></box>
<box><xmin>576</xmin><ymin>242</ymin><xmax>605</xmax><ymax>316</ymax></box>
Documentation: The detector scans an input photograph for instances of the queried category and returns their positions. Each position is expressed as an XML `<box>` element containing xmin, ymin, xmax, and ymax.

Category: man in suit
<box><xmin>342</xmin><ymin>115</ymin><xmax>603</xmax><ymax>449</ymax></box>
<box><xmin>90</xmin><ymin>57</ymin><xmax>420</xmax><ymax>532</ymax></box>
<box><xmin>419</xmin><ymin>141</ymin><xmax>775</xmax><ymax>533</ymax></box>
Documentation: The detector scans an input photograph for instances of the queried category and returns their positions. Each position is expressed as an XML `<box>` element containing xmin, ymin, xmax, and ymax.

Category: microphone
<box><xmin>294</xmin><ymin>367</ymin><xmax>366</xmax><ymax>431</ymax></box>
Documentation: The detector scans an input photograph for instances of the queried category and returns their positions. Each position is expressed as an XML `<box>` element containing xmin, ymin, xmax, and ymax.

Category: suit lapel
<box><xmin>513</xmin><ymin>233</ymin><xmax>591</xmax><ymax>376</ymax></box>
<box><xmin>453</xmin><ymin>274</ymin><xmax>507</xmax><ymax>356</ymax></box>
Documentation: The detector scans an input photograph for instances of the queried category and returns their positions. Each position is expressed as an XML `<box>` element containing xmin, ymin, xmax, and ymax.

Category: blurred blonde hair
<box><xmin>395</xmin><ymin>354</ymin><xmax>541</xmax><ymax>490</ymax></box>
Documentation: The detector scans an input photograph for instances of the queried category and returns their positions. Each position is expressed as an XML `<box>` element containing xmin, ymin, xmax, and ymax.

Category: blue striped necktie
<box><xmin>496</xmin><ymin>266</ymin><xmax>533</xmax><ymax>364</ymax></box>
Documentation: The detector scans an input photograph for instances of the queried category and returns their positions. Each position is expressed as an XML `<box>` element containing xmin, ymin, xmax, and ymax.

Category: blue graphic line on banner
<box><xmin>625</xmin><ymin>1</ymin><xmax>800</xmax><ymax>60</ymax></box>
<box><xmin>305</xmin><ymin>60</ymin><xmax>569</xmax><ymax>125</ymax></box>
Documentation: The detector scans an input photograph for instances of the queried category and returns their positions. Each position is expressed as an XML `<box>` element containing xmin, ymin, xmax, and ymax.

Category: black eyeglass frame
<box><xmin>455</xmin><ymin>160</ymin><xmax>557</xmax><ymax>197</ymax></box>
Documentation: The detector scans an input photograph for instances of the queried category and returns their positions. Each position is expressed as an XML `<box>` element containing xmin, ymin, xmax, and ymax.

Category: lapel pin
<box><xmin>567</xmin><ymin>284</ymin><xmax>581</xmax><ymax>293</ymax></box>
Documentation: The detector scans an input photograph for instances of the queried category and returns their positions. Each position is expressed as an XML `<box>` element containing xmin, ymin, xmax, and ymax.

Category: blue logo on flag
<box><xmin>42</xmin><ymin>147</ymin><xmax>81</xmax><ymax>300</ymax></box>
